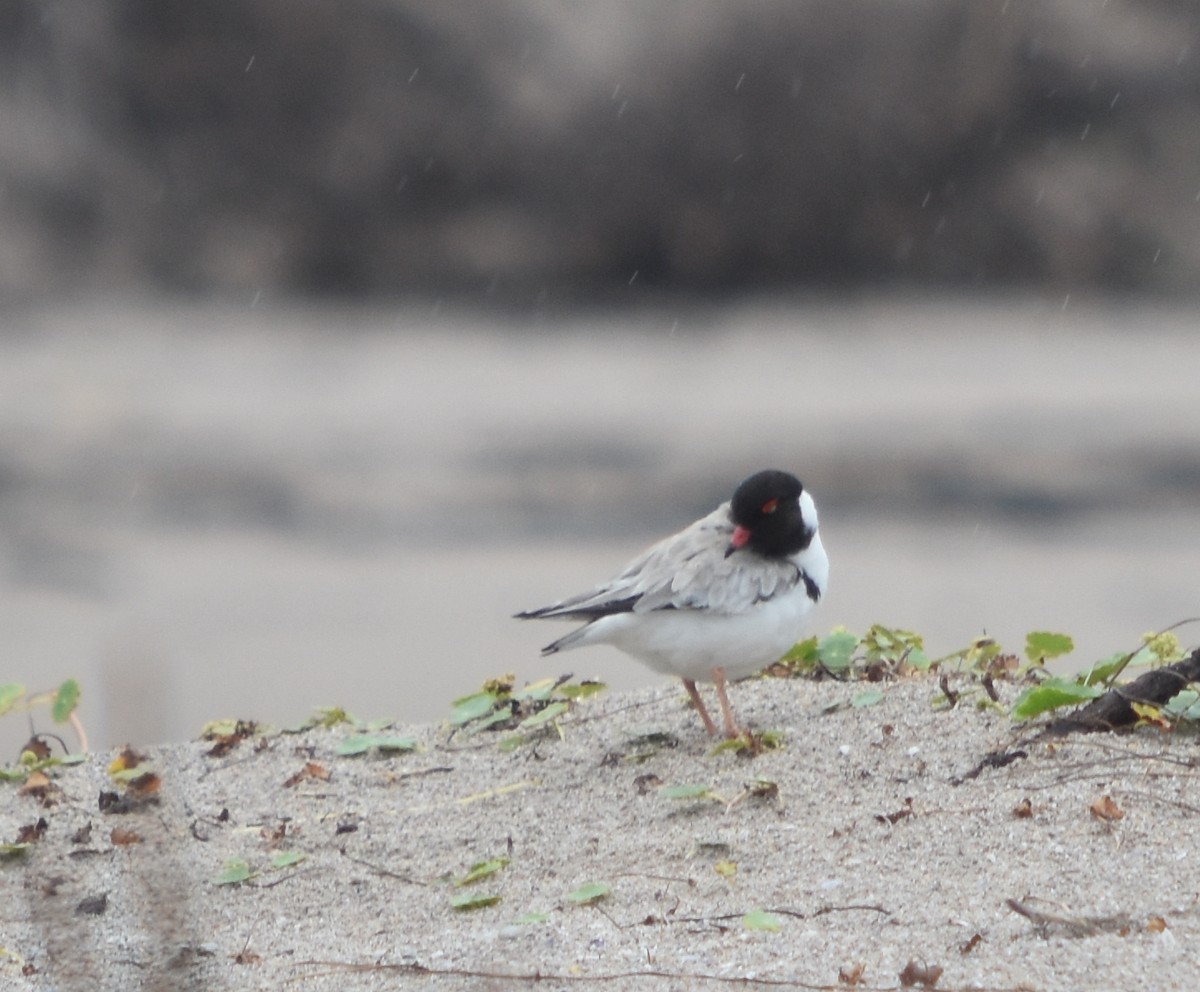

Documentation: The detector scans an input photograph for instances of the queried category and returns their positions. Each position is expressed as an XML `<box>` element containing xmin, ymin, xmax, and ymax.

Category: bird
<box><xmin>515</xmin><ymin>469</ymin><xmax>828</xmax><ymax>739</ymax></box>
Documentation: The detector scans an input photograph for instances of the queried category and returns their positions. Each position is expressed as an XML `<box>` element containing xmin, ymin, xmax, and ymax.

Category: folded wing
<box><xmin>515</xmin><ymin>503</ymin><xmax>803</xmax><ymax>621</ymax></box>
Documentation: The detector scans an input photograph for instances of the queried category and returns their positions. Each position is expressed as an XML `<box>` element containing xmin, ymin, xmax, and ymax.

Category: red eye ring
<box><xmin>761</xmin><ymin>498</ymin><xmax>778</xmax><ymax>514</ymax></box>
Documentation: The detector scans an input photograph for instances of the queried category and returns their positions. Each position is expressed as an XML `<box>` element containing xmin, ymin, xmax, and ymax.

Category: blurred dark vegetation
<box><xmin>3</xmin><ymin>0</ymin><xmax>1199</xmax><ymax>304</ymax></box>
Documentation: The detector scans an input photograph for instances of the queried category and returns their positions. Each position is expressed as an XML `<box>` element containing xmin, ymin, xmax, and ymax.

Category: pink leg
<box><xmin>712</xmin><ymin>667</ymin><xmax>743</xmax><ymax>739</ymax></box>
<box><xmin>681</xmin><ymin>678</ymin><xmax>718</xmax><ymax>736</ymax></box>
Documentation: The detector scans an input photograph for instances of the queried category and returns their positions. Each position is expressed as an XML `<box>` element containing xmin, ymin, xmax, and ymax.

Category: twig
<box><xmin>1043</xmin><ymin>647</ymin><xmax>1200</xmax><ymax>736</ymax></box>
<box><xmin>1006</xmin><ymin>897</ymin><xmax>1135</xmax><ymax>938</ymax></box>
<box><xmin>338</xmin><ymin>850</ymin><xmax>426</xmax><ymax>885</ymax></box>
<box><xmin>288</xmin><ymin>956</ymin><xmax>1026</xmax><ymax>991</ymax></box>
<box><xmin>599</xmin><ymin>903</ymin><xmax>890</xmax><ymax>929</ymax></box>
<box><xmin>390</xmin><ymin>765</ymin><xmax>454</xmax><ymax>782</ymax></box>
<box><xmin>950</xmin><ymin>747</ymin><xmax>1028</xmax><ymax>785</ymax></box>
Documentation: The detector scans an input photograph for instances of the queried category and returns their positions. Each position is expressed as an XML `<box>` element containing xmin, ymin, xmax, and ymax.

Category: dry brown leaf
<box><xmin>15</xmin><ymin>818</ymin><xmax>49</xmax><ymax>844</ymax></box>
<box><xmin>125</xmin><ymin>771</ymin><xmax>162</xmax><ymax>797</ymax></box>
<box><xmin>634</xmin><ymin>773</ymin><xmax>662</xmax><ymax>794</ymax></box>
<box><xmin>110</xmin><ymin>827</ymin><xmax>142</xmax><ymax>846</ymax></box>
<box><xmin>986</xmin><ymin>653</ymin><xmax>1020</xmax><ymax>678</ymax></box>
<box><xmin>838</xmin><ymin>962</ymin><xmax>866</xmax><ymax>985</ymax></box>
<box><xmin>108</xmin><ymin>746</ymin><xmax>145</xmax><ymax>774</ymax></box>
<box><xmin>20</xmin><ymin>737</ymin><xmax>52</xmax><ymax>761</ymax></box>
<box><xmin>206</xmin><ymin>735</ymin><xmax>242</xmax><ymax>758</ymax></box>
<box><xmin>876</xmin><ymin>797</ymin><xmax>915</xmax><ymax>824</ymax></box>
<box><xmin>260</xmin><ymin>821</ymin><xmax>290</xmax><ymax>847</ymax></box>
<box><xmin>959</xmin><ymin>932</ymin><xmax>983</xmax><ymax>954</ymax></box>
<box><xmin>1012</xmin><ymin>797</ymin><xmax>1033</xmax><ymax>819</ymax></box>
<box><xmin>1147</xmin><ymin>915</ymin><xmax>1168</xmax><ymax>933</ymax></box>
<box><xmin>1090</xmin><ymin>795</ymin><xmax>1125</xmax><ymax>822</ymax></box>
<box><xmin>283</xmin><ymin>761</ymin><xmax>330</xmax><ymax>788</ymax></box>
<box><xmin>898</xmin><ymin>960</ymin><xmax>943</xmax><ymax>988</ymax></box>
<box><xmin>18</xmin><ymin>771</ymin><xmax>53</xmax><ymax>799</ymax></box>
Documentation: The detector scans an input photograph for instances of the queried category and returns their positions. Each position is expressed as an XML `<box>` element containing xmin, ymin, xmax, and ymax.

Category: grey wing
<box><xmin>516</xmin><ymin>503</ymin><xmax>801</xmax><ymax>619</ymax></box>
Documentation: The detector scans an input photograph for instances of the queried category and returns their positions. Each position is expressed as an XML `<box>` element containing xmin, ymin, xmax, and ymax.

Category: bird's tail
<box><xmin>540</xmin><ymin>626</ymin><xmax>589</xmax><ymax>655</ymax></box>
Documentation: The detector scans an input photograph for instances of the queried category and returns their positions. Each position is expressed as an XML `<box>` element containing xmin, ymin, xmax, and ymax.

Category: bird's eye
<box><xmin>761</xmin><ymin>498</ymin><xmax>778</xmax><ymax>514</ymax></box>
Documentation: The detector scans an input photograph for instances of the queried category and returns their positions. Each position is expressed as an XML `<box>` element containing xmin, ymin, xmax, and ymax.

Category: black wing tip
<box><xmin>515</xmin><ymin>596</ymin><xmax>640</xmax><ymax>623</ymax></box>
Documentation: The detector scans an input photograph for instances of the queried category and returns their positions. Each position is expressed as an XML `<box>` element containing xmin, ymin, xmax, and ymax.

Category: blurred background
<box><xmin>2</xmin><ymin>0</ymin><xmax>1198</xmax><ymax>752</ymax></box>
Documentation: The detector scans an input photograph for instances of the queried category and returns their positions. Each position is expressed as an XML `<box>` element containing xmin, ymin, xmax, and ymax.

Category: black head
<box><xmin>726</xmin><ymin>469</ymin><xmax>814</xmax><ymax>559</ymax></box>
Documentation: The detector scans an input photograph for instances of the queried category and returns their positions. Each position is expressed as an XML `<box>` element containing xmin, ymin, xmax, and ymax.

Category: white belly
<box><xmin>576</xmin><ymin>583</ymin><xmax>818</xmax><ymax>682</ymax></box>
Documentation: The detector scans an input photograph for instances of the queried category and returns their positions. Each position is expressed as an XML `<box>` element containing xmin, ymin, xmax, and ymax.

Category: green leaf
<box><xmin>271</xmin><ymin>850</ymin><xmax>306</xmax><ymax>870</ymax></box>
<box><xmin>906</xmin><ymin>647</ymin><xmax>932</xmax><ymax>671</ymax></box>
<box><xmin>517</xmin><ymin>701</ymin><xmax>569</xmax><ymax>731</ymax></box>
<box><xmin>516</xmin><ymin>911</ymin><xmax>550</xmax><ymax>924</ymax></box>
<box><xmin>566</xmin><ymin>882</ymin><xmax>610</xmax><ymax>905</ymax></box>
<box><xmin>862</xmin><ymin>625</ymin><xmax>924</xmax><ymax>661</ymax></box>
<box><xmin>110</xmin><ymin>766</ymin><xmax>155</xmax><ymax>784</ymax></box>
<box><xmin>335</xmin><ymin>734</ymin><xmax>418</xmax><ymax>756</ymax></box>
<box><xmin>1165</xmin><ymin>689</ymin><xmax>1200</xmax><ymax>721</ymax></box>
<box><xmin>756</xmin><ymin>730</ymin><xmax>785</xmax><ymax>750</ymax></box>
<box><xmin>851</xmin><ymin>689</ymin><xmax>885</xmax><ymax>708</ymax></box>
<box><xmin>742</xmin><ymin>910</ymin><xmax>782</xmax><ymax>932</ymax></box>
<box><xmin>556</xmin><ymin>681</ymin><xmax>607</xmax><ymax>700</ymax></box>
<box><xmin>708</xmin><ymin>737</ymin><xmax>748</xmax><ymax>756</ymax></box>
<box><xmin>0</xmin><ymin>684</ymin><xmax>26</xmax><ymax>717</ymax></box>
<box><xmin>1011</xmin><ymin>678</ymin><xmax>1103</xmax><ymax>721</ymax></box>
<box><xmin>709</xmin><ymin>730</ymin><xmax>786</xmax><ymax>757</ymax></box>
<box><xmin>513</xmin><ymin>678</ymin><xmax>558</xmax><ymax>702</ymax></box>
<box><xmin>777</xmin><ymin>636</ymin><xmax>819</xmax><ymax>670</ymax></box>
<box><xmin>1080</xmin><ymin>652</ymin><xmax>1127</xmax><ymax>686</ymax></box>
<box><xmin>660</xmin><ymin>783</ymin><xmax>714</xmax><ymax>801</ymax></box>
<box><xmin>456</xmin><ymin>857</ymin><xmax>510</xmax><ymax>887</ymax></box>
<box><xmin>497</xmin><ymin>734</ymin><xmax>525</xmax><ymax>752</ymax></box>
<box><xmin>51</xmin><ymin>679</ymin><xmax>81</xmax><ymax>723</ymax></box>
<box><xmin>963</xmin><ymin>637</ymin><xmax>1002</xmax><ymax>668</ymax></box>
<box><xmin>817</xmin><ymin>629</ymin><xmax>857</xmax><ymax>673</ymax></box>
<box><xmin>463</xmin><ymin>707</ymin><xmax>516</xmax><ymax>736</ymax></box>
<box><xmin>449</xmin><ymin>691</ymin><xmax>499</xmax><ymax>727</ymax></box>
<box><xmin>0</xmin><ymin>842</ymin><xmax>31</xmax><ymax>860</ymax></box>
<box><xmin>450</xmin><ymin>891</ymin><xmax>501</xmax><ymax>911</ymax></box>
<box><xmin>200</xmin><ymin>718</ymin><xmax>244</xmax><ymax>737</ymax></box>
<box><xmin>212</xmin><ymin>858</ymin><xmax>254</xmax><ymax>885</ymax></box>
<box><xmin>1024</xmin><ymin>631</ymin><xmax>1075</xmax><ymax>664</ymax></box>
<box><xmin>312</xmin><ymin>706</ymin><xmax>355</xmax><ymax>728</ymax></box>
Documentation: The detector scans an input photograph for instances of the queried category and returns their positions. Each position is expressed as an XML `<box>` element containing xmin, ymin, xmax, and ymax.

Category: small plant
<box><xmin>211</xmin><ymin>851</ymin><xmax>306</xmax><ymax>887</ymax></box>
<box><xmin>771</xmin><ymin>620</ymin><xmax>1198</xmax><ymax>729</ymax></box>
<box><xmin>1009</xmin><ymin>626</ymin><xmax>1195</xmax><ymax>723</ymax></box>
<box><xmin>0</xmin><ymin>678</ymin><xmax>87</xmax><ymax>766</ymax></box>
<box><xmin>447</xmin><ymin>674</ymin><xmax>606</xmax><ymax>747</ymax></box>
<box><xmin>770</xmin><ymin>625</ymin><xmax>928</xmax><ymax>680</ymax></box>
<box><xmin>444</xmin><ymin>854</ymin><xmax>511</xmax><ymax>911</ymax></box>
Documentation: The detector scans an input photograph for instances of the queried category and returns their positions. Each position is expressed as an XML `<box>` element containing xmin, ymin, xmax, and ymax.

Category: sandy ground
<box><xmin>4</xmin><ymin>671</ymin><xmax>1199</xmax><ymax>992</ymax></box>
